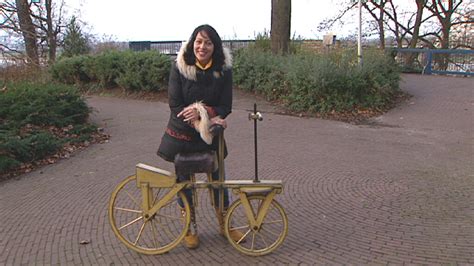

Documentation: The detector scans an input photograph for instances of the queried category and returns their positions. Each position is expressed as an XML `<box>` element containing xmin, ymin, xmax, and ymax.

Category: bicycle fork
<box><xmin>238</xmin><ymin>189</ymin><xmax>278</xmax><ymax>232</ymax></box>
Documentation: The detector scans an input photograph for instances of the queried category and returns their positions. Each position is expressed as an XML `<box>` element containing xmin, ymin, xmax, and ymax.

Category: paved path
<box><xmin>1</xmin><ymin>74</ymin><xmax>473</xmax><ymax>265</ymax></box>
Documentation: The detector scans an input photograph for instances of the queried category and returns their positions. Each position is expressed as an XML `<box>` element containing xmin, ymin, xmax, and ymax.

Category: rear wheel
<box><xmin>108</xmin><ymin>175</ymin><xmax>190</xmax><ymax>254</ymax></box>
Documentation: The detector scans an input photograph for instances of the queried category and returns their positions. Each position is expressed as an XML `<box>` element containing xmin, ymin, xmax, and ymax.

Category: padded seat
<box><xmin>174</xmin><ymin>151</ymin><xmax>216</xmax><ymax>176</ymax></box>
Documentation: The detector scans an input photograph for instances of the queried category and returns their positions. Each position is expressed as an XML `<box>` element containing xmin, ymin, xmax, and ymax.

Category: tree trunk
<box><xmin>424</xmin><ymin>0</ymin><xmax>459</xmax><ymax>70</ymax></box>
<box><xmin>271</xmin><ymin>0</ymin><xmax>291</xmax><ymax>55</ymax></box>
<box><xmin>377</xmin><ymin>2</ymin><xmax>385</xmax><ymax>50</ymax></box>
<box><xmin>45</xmin><ymin>0</ymin><xmax>56</xmax><ymax>64</ymax></box>
<box><xmin>405</xmin><ymin>0</ymin><xmax>425</xmax><ymax>68</ymax></box>
<box><xmin>15</xmin><ymin>0</ymin><xmax>39</xmax><ymax>65</ymax></box>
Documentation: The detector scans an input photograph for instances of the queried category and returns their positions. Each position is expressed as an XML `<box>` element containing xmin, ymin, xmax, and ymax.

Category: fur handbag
<box><xmin>192</xmin><ymin>102</ymin><xmax>213</xmax><ymax>145</ymax></box>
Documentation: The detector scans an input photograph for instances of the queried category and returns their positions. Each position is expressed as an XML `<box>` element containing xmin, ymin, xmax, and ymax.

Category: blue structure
<box><xmin>394</xmin><ymin>48</ymin><xmax>473</xmax><ymax>76</ymax></box>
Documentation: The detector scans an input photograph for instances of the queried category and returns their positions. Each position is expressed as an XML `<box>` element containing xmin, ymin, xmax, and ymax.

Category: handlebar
<box><xmin>209</xmin><ymin>123</ymin><xmax>225</xmax><ymax>137</ymax></box>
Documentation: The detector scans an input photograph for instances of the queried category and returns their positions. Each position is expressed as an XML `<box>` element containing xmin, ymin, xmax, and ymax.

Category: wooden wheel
<box><xmin>108</xmin><ymin>175</ymin><xmax>190</xmax><ymax>254</ymax></box>
<box><xmin>224</xmin><ymin>195</ymin><xmax>288</xmax><ymax>256</ymax></box>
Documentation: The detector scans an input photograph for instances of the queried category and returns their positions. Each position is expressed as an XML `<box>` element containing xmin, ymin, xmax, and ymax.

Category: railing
<box><xmin>129</xmin><ymin>43</ymin><xmax>473</xmax><ymax>76</ymax></box>
<box><xmin>393</xmin><ymin>48</ymin><xmax>474</xmax><ymax>76</ymax></box>
<box><xmin>129</xmin><ymin>40</ymin><xmax>254</xmax><ymax>55</ymax></box>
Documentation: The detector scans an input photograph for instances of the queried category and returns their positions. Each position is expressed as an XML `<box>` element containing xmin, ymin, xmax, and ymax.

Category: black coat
<box><xmin>157</xmin><ymin>44</ymin><xmax>233</xmax><ymax>162</ymax></box>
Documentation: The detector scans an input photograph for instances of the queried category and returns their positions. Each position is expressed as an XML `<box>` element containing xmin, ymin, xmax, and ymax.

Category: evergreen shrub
<box><xmin>50</xmin><ymin>55</ymin><xmax>92</xmax><ymax>84</ymax></box>
<box><xmin>50</xmin><ymin>50</ymin><xmax>171</xmax><ymax>91</ymax></box>
<box><xmin>0</xmin><ymin>82</ymin><xmax>92</xmax><ymax>174</ymax></box>
<box><xmin>233</xmin><ymin>47</ymin><xmax>401</xmax><ymax>114</ymax></box>
<box><xmin>117</xmin><ymin>50</ymin><xmax>171</xmax><ymax>91</ymax></box>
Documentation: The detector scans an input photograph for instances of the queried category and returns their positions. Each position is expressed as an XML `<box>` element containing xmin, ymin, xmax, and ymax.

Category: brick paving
<box><xmin>0</xmin><ymin>74</ymin><xmax>473</xmax><ymax>265</ymax></box>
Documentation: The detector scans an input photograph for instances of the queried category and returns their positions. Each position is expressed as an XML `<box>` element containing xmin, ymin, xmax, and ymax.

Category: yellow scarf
<box><xmin>196</xmin><ymin>59</ymin><xmax>213</xmax><ymax>70</ymax></box>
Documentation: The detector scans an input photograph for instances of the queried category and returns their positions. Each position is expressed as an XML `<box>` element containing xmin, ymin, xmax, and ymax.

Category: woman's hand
<box><xmin>211</xmin><ymin>116</ymin><xmax>227</xmax><ymax>129</ymax></box>
<box><xmin>177</xmin><ymin>105</ymin><xmax>200</xmax><ymax>124</ymax></box>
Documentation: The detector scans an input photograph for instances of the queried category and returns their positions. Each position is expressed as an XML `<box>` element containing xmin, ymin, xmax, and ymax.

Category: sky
<box><xmin>65</xmin><ymin>0</ymin><xmax>362</xmax><ymax>42</ymax></box>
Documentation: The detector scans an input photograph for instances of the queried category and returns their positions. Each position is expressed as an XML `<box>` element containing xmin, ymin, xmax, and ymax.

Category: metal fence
<box><xmin>129</xmin><ymin>40</ymin><xmax>254</xmax><ymax>55</ymax></box>
<box><xmin>128</xmin><ymin>42</ymin><xmax>474</xmax><ymax>76</ymax></box>
<box><xmin>394</xmin><ymin>48</ymin><xmax>474</xmax><ymax>76</ymax></box>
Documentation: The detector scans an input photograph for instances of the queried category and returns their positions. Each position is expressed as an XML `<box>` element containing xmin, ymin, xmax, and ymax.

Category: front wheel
<box><xmin>224</xmin><ymin>195</ymin><xmax>288</xmax><ymax>256</ymax></box>
<box><xmin>108</xmin><ymin>175</ymin><xmax>190</xmax><ymax>255</ymax></box>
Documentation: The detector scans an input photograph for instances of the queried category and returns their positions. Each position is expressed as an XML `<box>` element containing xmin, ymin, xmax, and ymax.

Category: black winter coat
<box><xmin>157</xmin><ymin>44</ymin><xmax>233</xmax><ymax>162</ymax></box>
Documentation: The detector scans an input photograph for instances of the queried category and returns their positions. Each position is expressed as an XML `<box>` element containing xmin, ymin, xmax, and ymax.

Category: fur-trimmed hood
<box><xmin>176</xmin><ymin>41</ymin><xmax>232</xmax><ymax>81</ymax></box>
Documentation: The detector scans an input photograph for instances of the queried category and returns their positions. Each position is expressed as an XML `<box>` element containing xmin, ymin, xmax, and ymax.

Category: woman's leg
<box><xmin>211</xmin><ymin>169</ymin><xmax>229</xmax><ymax>209</ymax></box>
<box><xmin>177</xmin><ymin>173</ymin><xmax>193</xmax><ymax>207</ymax></box>
<box><xmin>176</xmin><ymin>173</ymin><xmax>199</xmax><ymax>248</ymax></box>
<box><xmin>211</xmin><ymin>168</ymin><xmax>244</xmax><ymax>241</ymax></box>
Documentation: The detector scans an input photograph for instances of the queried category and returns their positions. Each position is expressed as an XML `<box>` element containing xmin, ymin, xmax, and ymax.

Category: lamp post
<box><xmin>358</xmin><ymin>0</ymin><xmax>362</xmax><ymax>66</ymax></box>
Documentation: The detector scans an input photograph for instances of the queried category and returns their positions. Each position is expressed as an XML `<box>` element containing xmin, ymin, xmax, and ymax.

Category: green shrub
<box><xmin>0</xmin><ymin>155</ymin><xmax>20</xmax><ymax>174</ymax></box>
<box><xmin>0</xmin><ymin>130</ymin><xmax>61</xmax><ymax>163</ymax></box>
<box><xmin>233</xmin><ymin>49</ymin><xmax>285</xmax><ymax>100</ymax></box>
<box><xmin>50</xmin><ymin>55</ymin><xmax>92</xmax><ymax>84</ymax></box>
<box><xmin>233</xmin><ymin>47</ymin><xmax>401</xmax><ymax>114</ymax></box>
<box><xmin>251</xmin><ymin>30</ymin><xmax>271</xmax><ymax>52</ymax></box>
<box><xmin>249</xmin><ymin>30</ymin><xmax>303</xmax><ymax>54</ymax></box>
<box><xmin>0</xmin><ymin>82</ymin><xmax>93</xmax><ymax>174</ymax></box>
<box><xmin>117</xmin><ymin>50</ymin><xmax>171</xmax><ymax>91</ymax></box>
<box><xmin>0</xmin><ymin>82</ymin><xmax>90</xmax><ymax>128</ymax></box>
<box><xmin>81</xmin><ymin>50</ymin><xmax>125</xmax><ymax>88</ymax></box>
<box><xmin>50</xmin><ymin>50</ymin><xmax>171</xmax><ymax>92</ymax></box>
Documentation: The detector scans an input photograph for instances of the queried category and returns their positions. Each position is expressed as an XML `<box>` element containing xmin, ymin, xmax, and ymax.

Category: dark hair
<box><xmin>183</xmin><ymin>24</ymin><xmax>225</xmax><ymax>71</ymax></box>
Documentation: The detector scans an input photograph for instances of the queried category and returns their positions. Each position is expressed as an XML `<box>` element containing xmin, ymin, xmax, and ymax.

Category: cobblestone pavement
<box><xmin>1</xmin><ymin>74</ymin><xmax>473</xmax><ymax>265</ymax></box>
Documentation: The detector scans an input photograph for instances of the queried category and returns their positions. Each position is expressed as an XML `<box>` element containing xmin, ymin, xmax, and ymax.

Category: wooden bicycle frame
<box><xmin>134</xmin><ymin>163</ymin><xmax>283</xmax><ymax>227</ymax></box>
<box><xmin>135</xmin><ymin>125</ymin><xmax>283</xmax><ymax>225</ymax></box>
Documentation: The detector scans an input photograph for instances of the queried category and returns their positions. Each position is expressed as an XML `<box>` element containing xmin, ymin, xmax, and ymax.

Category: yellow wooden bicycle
<box><xmin>108</xmin><ymin>105</ymin><xmax>288</xmax><ymax>256</ymax></box>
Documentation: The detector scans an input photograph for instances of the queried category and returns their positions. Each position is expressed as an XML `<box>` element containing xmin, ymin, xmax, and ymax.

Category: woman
<box><xmin>157</xmin><ymin>24</ymin><xmax>243</xmax><ymax>249</ymax></box>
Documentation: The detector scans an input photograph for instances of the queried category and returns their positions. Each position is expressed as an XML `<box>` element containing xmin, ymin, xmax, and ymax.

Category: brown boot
<box><xmin>183</xmin><ymin>230</ymin><xmax>199</xmax><ymax>249</ymax></box>
<box><xmin>227</xmin><ymin>228</ymin><xmax>246</xmax><ymax>243</ymax></box>
<box><xmin>215</xmin><ymin>207</ymin><xmax>246</xmax><ymax>243</ymax></box>
<box><xmin>181</xmin><ymin>208</ymin><xmax>199</xmax><ymax>249</ymax></box>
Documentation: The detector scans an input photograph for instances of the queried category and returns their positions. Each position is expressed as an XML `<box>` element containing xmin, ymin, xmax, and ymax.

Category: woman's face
<box><xmin>193</xmin><ymin>31</ymin><xmax>214</xmax><ymax>65</ymax></box>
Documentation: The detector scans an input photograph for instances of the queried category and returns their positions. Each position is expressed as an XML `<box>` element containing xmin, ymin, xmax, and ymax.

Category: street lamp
<box><xmin>351</xmin><ymin>0</ymin><xmax>364</xmax><ymax>66</ymax></box>
<box><xmin>351</xmin><ymin>0</ymin><xmax>384</xmax><ymax>66</ymax></box>
<box><xmin>358</xmin><ymin>0</ymin><xmax>362</xmax><ymax>66</ymax></box>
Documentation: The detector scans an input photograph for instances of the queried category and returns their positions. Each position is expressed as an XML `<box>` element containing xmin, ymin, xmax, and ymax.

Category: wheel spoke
<box><xmin>229</xmin><ymin>224</ymin><xmax>250</xmax><ymax>231</ymax></box>
<box><xmin>150</xmin><ymin>219</ymin><xmax>160</xmax><ymax>248</ymax></box>
<box><xmin>118</xmin><ymin>216</ymin><xmax>143</xmax><ymax>230</ymax></box>
<box><xmin>152</xmin><ymin>188</ymin><xmax>162</xmax><ymax>205</ymax></box>
<box><xmin>257</xmin><ymin>229</ymin><xmax>269</xmax><ymax>248</ymax></box>
<box><xmin>155</xmin><ymin>217</ymin><xmax>178</xmax><ymax>240</ymax></box>
<box><xmin>155</xmin><ymin>213</ymin><xmax>182</xmax><ymax>221</ymax></box>
<box><xmin>114</xmin><ymin>207</ymin><xmax>142</xmax><ymax>214</ymax></box>
<box><xmin>236</xmin><ymin>228</ymin><xmax>251</xmax><ymax>245</ymax></box>
<box><xmin>250</xmin><ymin>231</ymin><xmax>256</xmax><ymax>251</ymax></box>
<box><xmin>262</xmin><ymin>219</ymin><xmax>283</xmax><ymax>225</ymax></box>
<box><xmin>133</xmin><ymin>221</ymin><xmax>147</xmax><ymax>246</ymax></box>
<box><xmin>260</xmin><ymin>226</ymin><xmax>281</xmax><ymax>237</ymax></box>
<box><xmin>124</xmin><ymin>190</ymin><xmax>140</xmax><ymax>208</ymax></box>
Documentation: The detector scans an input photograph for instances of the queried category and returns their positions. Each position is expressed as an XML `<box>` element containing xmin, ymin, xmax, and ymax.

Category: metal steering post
<box><xmin>248</xmin><ymin>103</ymin><xmax>263</xmax><ymax>183</ymax></box>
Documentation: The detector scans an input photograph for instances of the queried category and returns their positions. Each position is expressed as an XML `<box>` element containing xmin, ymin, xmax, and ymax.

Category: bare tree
<box><xmin>319</xmin><ymin>0</ymin><xmax>470</xmax><ymax>51</ymax></box>
<box><xmin>32</xmin><ymin>0</ymin><xmax>65</xmax><ymax>63</ymax></box>
<box><xmin>271</xmin><ymin>0</ymin><xmax>291</xmax><ymax>55</ymax></box>
<box><xmin>423</xmin><ymin>0</ymin><xmax>465</xmax><ymax>49</ymax></box>
<box><xmin>1</xmin><ymin>0</ymin><xmax>68</xmax><ymax>65</ymax></box>
<box><xmin>14</xmin><ymin>0</ymin><xmax>39</xmax><ymax>65</ymax></box>
<box><xmin>423</xmin><ymin>0</ymin><xmax>467</xmax><ymax>69</ymax></box>
<box><xmin>450</xmin><ymin>4</ymin><xmax>473</xmax><ymax>49</ymax></box>
<box><xmin>363</xmin><ymin>0</ymin><xmax>387</xmax><ymax>49</ymax></box>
